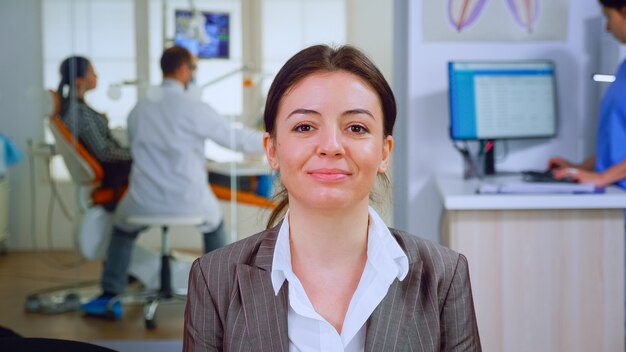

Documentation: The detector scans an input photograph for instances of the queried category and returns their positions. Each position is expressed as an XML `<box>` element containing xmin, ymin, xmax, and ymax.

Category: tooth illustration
<box><xmin>448</xmin><ymin>0</ymin><xmax>488</xmax><ymax>32</ymax></box>
<box><xmin>505</xmin><ymin>0</ymin><xmax>540</xmax><ymax>32</ymax></box>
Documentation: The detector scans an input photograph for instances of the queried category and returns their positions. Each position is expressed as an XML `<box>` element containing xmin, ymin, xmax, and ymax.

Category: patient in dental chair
<box><xmin>57</xmin><ymin>56</ymin><xmax>131</xmax><ymax>211</ymax></box>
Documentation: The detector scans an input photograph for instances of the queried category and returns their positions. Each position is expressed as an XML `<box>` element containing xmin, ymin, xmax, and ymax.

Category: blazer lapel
<box><xmin>365</xmin><ymin>260</ymin><xmax>423</xmax><ymax>352</ymax></box>
<box><xmin>235</xmin><ymin>232</ymin><xmax>289</xmax><ymax>352</ymax></box>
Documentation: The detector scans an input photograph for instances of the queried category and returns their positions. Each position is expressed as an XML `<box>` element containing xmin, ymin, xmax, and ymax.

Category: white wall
<box><xmin>42</xmin><ymin>0</ymin><xmax>138</xmax><ymax>128</ymax></box>
<box><xmin>401</xmin><ymin>2</ymin><xmax>610</xmax><ymax>243</ymax></box>
<box><xmin>346</xmin><ymin>0</ymin><xmax>392</xmax><ymax>80</ymax></box>
<box><xmin>261</xmin><ymin>0</ymin><xmax>346</xmax><ymax>84</ymax></box>
<box><xmin>0</xmin><ymin>0</ymin><xmax>46</xmax><ymax>250</ymax></box>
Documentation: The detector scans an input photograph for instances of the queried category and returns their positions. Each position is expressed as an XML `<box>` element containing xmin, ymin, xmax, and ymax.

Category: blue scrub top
<box><xmin>596</xmin><ymin>59</ymin><xmax>626</xmax><ymax>190</ymax></box>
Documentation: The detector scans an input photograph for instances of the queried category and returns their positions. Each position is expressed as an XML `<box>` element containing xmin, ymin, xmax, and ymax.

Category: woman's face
<box><xmin>78</xmin><ymin>64</ymin><xmax>98</xmax><ymax>91</ymax></box>
<box><xmin>603</xmin><ymin>6</ymin><xmax>626</xmax><ymax>43</ymax></box>
<box><xmin>264</xmin><ymin>71</ymin><xmax>393</xmax><ymax>211</ymax></box>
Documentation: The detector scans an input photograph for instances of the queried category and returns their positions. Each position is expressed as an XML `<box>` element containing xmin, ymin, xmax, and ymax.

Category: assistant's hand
<box><xmin>547</xmin><ymin>157</ymin><xmax>574</xmax><ymax>170</ymax></box>
<box><xmin>552</xmin><ymin>167</ymin><xmax>607</xmax><ymax>186</ymax></box>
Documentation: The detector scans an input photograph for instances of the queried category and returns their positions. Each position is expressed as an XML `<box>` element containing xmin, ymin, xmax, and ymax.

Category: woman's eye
<box><xmin>294</xmin><ymin>124</ymin><xmax>313</xmax><ymax>133</ymax></box>
<box><xmin>348</xmin><ymin>125</ymin><xmax>368</xmax><ymax>134</ymax></box>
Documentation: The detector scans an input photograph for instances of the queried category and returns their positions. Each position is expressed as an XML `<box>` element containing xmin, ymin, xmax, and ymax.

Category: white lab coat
<box><xmin>114</xmin><ymin>80</ymin><xmax>264</xmax><ymax>233</ymax></box>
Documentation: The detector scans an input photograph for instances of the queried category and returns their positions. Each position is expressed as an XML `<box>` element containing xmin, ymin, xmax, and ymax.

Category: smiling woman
<box><xmin>264</xmin><ymin>70</ymin><xmax>392</xmax><ymax>217</ymax></box>
<box><xmin>183</xmin><ymin>45</ymin><xmax>482</xmax><ymax>352</ymax></box>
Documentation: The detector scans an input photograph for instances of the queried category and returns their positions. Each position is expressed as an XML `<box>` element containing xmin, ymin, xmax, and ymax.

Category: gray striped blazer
<box><xmin>183</xmin><ymin>226</ymin><xmax>481</xmax><ymax>351</ymax></box>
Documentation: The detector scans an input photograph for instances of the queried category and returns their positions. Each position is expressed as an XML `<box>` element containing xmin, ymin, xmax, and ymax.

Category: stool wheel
<box><xmin>64</xmin><ymin>293</ymin><xmax>81</xmax><ymax>310</ymax></box>
<box><xmin>25</xmin><ymin>294</ymin><xmax>41</xmax><ymax>312</ymax></box>
<box><xmin>145</xmin><ymin>318</ymin><xmax>157</xmax><ymax>330</ymax></box>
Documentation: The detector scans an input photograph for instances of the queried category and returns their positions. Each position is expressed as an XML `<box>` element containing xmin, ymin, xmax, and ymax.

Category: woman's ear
<box><xmin>378</xmin><ymin>135</ymin><xmax>394</xmax><ymax>173</ymax></box>
<box><xmin>263</xmin><ymin>132</ymin><xmax>279</xmax><ymax>170</ymax></box>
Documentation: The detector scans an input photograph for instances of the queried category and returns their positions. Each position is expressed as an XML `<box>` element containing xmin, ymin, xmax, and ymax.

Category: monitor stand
<box><xmin>482</xmin><ymin>139</ymin><xmax>496</xmax><ymax>176</ymax></box>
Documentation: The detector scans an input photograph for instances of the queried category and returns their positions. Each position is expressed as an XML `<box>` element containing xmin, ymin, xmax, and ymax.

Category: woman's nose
<box><xmin>316</xmin><ymin>127</ymin><xmax>345</xmax><ymax>157</ymax></box>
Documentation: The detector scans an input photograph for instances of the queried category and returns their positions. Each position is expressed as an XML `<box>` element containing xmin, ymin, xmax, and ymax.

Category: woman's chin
<box><xmin>295</xmin><ymin>192</ymin><xmax>368</xmax><ymax>211</ymax></box>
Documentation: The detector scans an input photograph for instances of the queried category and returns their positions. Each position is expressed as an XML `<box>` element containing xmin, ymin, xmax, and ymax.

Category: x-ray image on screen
<box><xmin>174</xmin><ymin>10</ymin><xmax>229</xmax><ymax>59</ymax></box>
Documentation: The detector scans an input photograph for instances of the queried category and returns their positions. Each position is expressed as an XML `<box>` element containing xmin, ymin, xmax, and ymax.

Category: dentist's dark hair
<box><xmin>161</xmin><ymin>45</ymin><xmax>193</xmax><ymax>76</ymax></box>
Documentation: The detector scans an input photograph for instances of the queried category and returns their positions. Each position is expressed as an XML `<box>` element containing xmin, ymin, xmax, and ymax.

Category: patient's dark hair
<box><xmin>57</xmin><ymin>56</ymin><xmax>91</xmax><ymax>116</ymax></box>
<box><xmin>263</xmin><ymin>44</ymin><xmax>396</xmax><ymax>228</ymax></box>
<box><xmin>599</xmin><ymin>0</ymin><xmax>626</xmax><ymax>9</ymax></box>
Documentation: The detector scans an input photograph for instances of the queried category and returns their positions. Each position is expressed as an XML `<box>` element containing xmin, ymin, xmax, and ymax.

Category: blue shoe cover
<box><xmin>81</xmin><ymin>295</ymin><xmax>122</xmax><ymax>320</ymax></box>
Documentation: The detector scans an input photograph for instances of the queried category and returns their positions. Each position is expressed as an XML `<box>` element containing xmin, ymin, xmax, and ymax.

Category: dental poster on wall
<box><xmin>423</xmin><ymin>0</ymin><xmax>568</xmax><ymax>41</ymax></box>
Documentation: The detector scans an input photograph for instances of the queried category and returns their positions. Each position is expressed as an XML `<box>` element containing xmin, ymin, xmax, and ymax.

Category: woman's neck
<box><xmin>287</xmin><ymin>201</ymin><xmax>370</xmax><ymax>266</ymax></box>
<box><xmin>75</xmin><ymin>87</ymin><xmax>86</xmax><ymax>100</ymax></box>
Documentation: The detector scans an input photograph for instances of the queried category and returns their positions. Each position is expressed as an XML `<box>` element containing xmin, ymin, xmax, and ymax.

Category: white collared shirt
<box><xmin>271</xmin><ymin>207</ymin><xmax>409</xmax><ymax>352</ymax></box>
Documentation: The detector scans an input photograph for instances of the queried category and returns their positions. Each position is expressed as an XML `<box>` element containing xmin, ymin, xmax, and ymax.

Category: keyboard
<box><xmin>521</xmin><ymin>170</ymin><xmax>577</xmax><ymax>183</ymax></box>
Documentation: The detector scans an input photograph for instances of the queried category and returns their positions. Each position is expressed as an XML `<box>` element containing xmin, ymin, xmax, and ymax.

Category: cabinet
<box><xmin>437</xmin><ymin>175</ymin><xmax>626</xmax><ymax>352</ymax></box>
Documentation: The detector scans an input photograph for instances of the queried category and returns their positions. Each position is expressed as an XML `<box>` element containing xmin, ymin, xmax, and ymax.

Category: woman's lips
<box><xmin>307</xmin><ymin>168</ymin><xmax>351</xmax><ymax>181</ymax></box>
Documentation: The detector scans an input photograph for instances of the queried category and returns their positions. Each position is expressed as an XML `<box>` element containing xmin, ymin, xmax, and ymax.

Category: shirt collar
<box><xmin>366</xmin><ymin>206</ymin><xmax>409</xmax><ymax>282</ymax></box>
<box><xmin>162</xmin><ymin>79</ymin><xmax>185</xmax><ymax>91</ymax></box>
<box><xmin>270</xmin><ymin>207</ymin><xmax>409</xmax><ymax>295</ymax></box>
<box><xmin>271</xmin><ymin>211</ymin><xmax>292</xmax><ymax>294</ymax></box>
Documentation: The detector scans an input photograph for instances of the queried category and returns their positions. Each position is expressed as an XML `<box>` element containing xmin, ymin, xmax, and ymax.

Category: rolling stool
<box><xmin>126</xmin><ymin>215</ymin><xmax>204</xmax><ymax>329</ymax></box>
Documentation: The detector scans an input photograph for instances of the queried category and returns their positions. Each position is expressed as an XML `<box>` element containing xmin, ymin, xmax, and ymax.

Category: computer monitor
<box><xmin>448</xmin><ymin>60</ymin><xmax>558</xmax><ymax>140</ymax></box>
<box><xmin>448</xmin><ymin>60</ymin><xmax>558</xmax><ymax>174</ymax></box>
<box><xmin>174</xmin><ymin>10</ymin><xmax>230</xmax><ymax>59</ymax></box>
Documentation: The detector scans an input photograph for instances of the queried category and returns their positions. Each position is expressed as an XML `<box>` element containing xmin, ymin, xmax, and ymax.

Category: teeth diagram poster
<box><xmin>423</xmin><ymin>0</ymin><xmax>568</xmax><ymax>41</ymax></box>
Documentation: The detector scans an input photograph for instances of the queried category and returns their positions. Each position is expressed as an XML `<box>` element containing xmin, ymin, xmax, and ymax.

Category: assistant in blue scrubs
<box><xmin>549</xmin><ymin>1</ymin><xmax>626</xmax><ymax>189</ymax></box>
<box><xmin>595</xmin><ymin>58</ymin><xmax>626</xmax><ymax>190</ymax></box>
<box><xmin>548</xmin><ymin>0</ymin><xmax>626</xmax><ymax>335</ymax></box>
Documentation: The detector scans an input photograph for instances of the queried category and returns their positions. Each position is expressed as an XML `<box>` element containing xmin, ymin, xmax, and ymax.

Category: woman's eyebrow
<box><xmin>286</xmin><ymin>108</ymin><xmax>375</xmax><ymax>119</ymax></box>
<box><xmin>287</xmin><ymin>108</ymin><xmax>320</xmax><ymax>118</ymax></box>
<box><xmin>344</xmin><ymin>108</ymin><xmax>374</xmax><ymax>119</ymax></box>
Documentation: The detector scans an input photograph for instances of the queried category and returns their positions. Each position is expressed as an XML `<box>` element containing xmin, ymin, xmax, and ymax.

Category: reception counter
<box><xmin>437</xmin><ymin>174</ymin><xmax>626</xmax><ymax>352</ymax></box>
